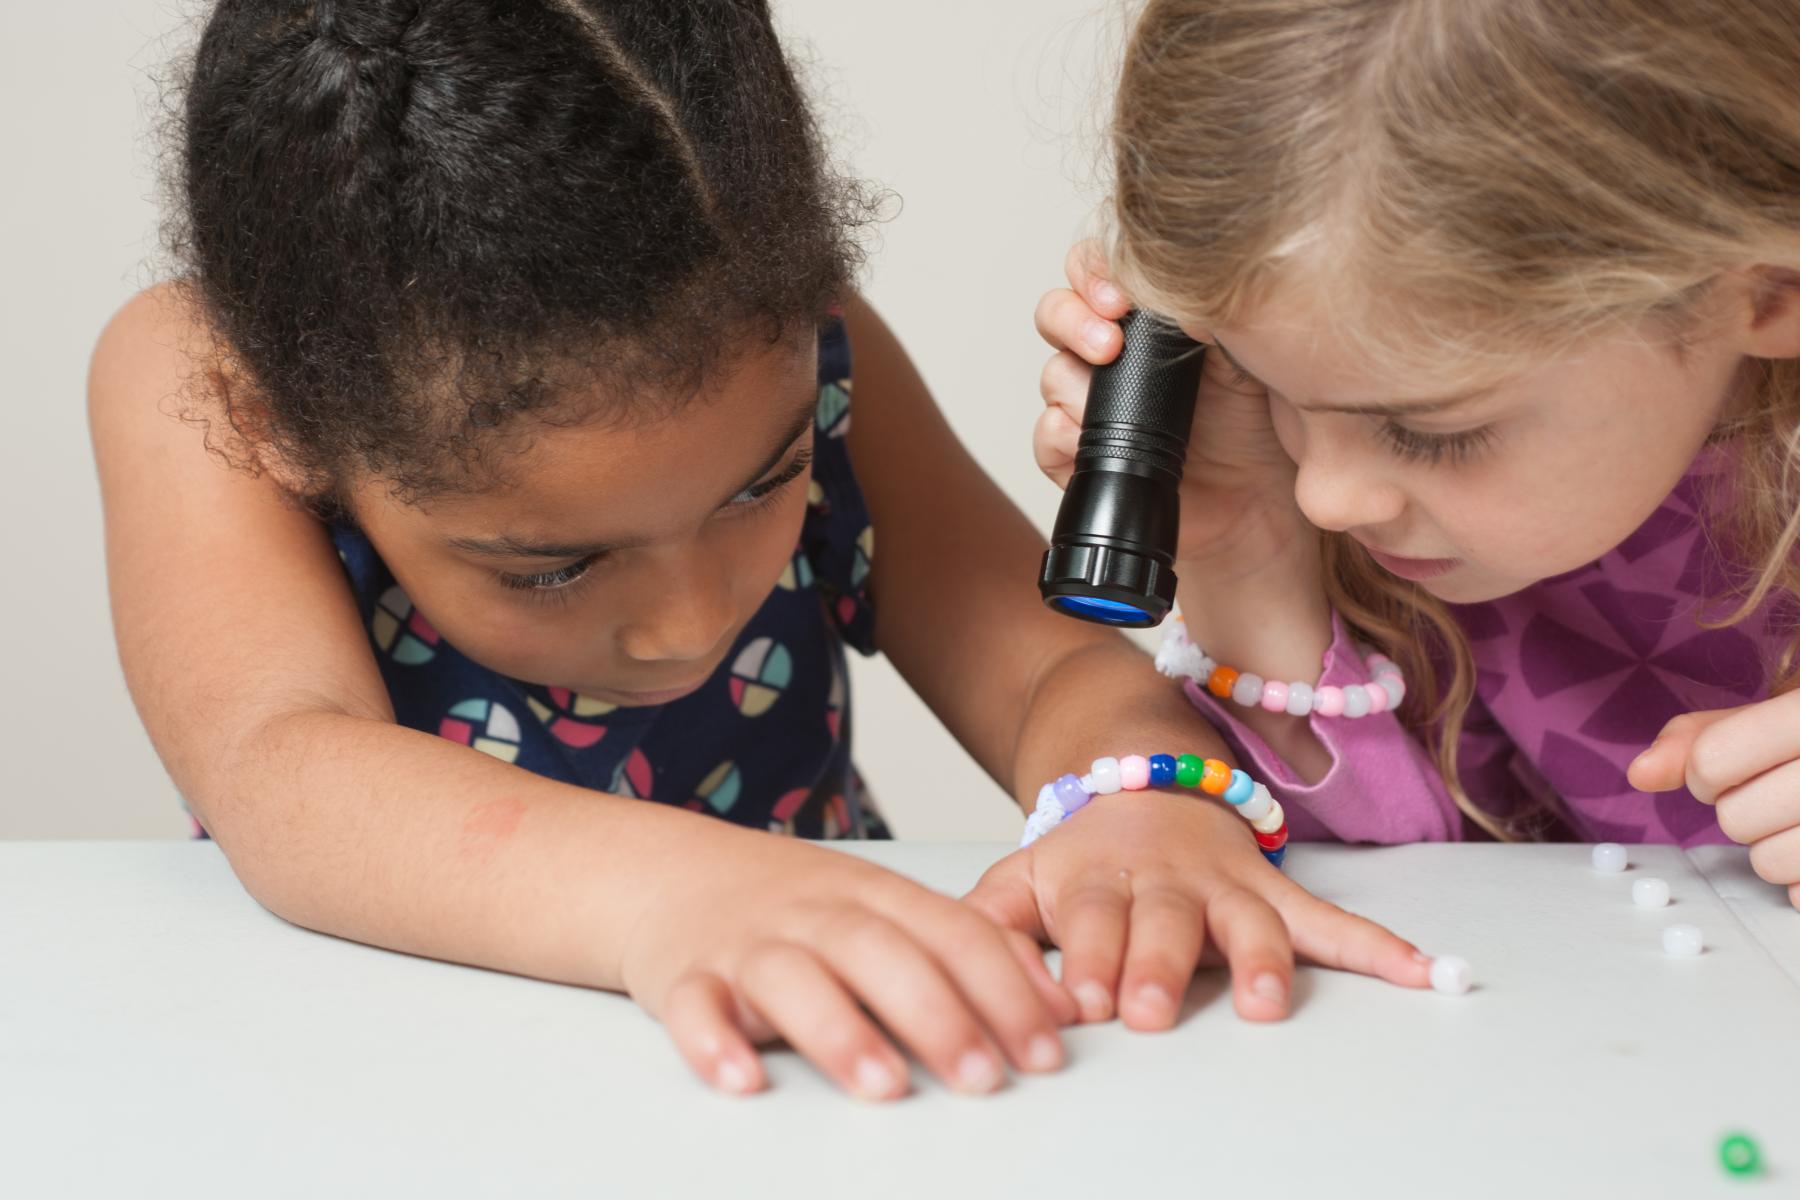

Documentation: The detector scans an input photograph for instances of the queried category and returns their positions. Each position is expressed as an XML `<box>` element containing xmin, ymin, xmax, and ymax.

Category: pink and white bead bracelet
<box><xmin>1155</xmin><ymin>614</ymin><xmax>1405</xmax><ymax>719</ymax></box>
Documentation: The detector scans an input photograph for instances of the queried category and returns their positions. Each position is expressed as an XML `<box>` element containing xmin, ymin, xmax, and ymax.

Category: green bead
<box><xmin>1175</xmin><ymin>754</ymin><xmax>1204</xmax><ymax>788</ymax></box>
<box><xmin>1719</xmin><ymin>1133</ymin><xmax>1761</xmax><ymax>1177</ymax></box>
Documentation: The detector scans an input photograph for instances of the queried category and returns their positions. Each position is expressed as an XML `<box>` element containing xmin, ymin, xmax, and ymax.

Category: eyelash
<box><xmin>1377</xmin><ymin>421</ymin><xmax>1498</xmax><ymax>466</ymax></box>
<box><xmin>495</xmin><ymin>446</ymin><xmax>814</xmax><ymax>597</ymax></box>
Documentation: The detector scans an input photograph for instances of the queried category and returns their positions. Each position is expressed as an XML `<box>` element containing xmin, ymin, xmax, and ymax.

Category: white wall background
<box><xmin>0</xmin><ymin>0</ymin><xmax>1127</xmax><ymax>840</ymax></box>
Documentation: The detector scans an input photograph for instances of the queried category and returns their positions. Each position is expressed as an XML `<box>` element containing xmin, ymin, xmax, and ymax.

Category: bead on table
<box><xmin>1631</xmin><ymin>877</ymin><xmax>1671</xmax><ymax>908</ymax></box>
<box><xmin>1428</xmin><ymin>955</ymin><xmax>1473</xmax><ymax>995</ymax></box>
<box><xmin>1662</xmin><ymin>924</ymin><xmax>1704</xmax><ymax>957</ymax></box>
<box><xmin>1590</xmin><ymin>842</ymin><xmax>1628</xmax><ymax>873</ymax></box>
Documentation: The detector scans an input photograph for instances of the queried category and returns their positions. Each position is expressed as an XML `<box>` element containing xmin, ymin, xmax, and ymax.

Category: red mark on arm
<box><xmin>459</xmin><ymin>795</ymin><xmax>527</xmax><ymax>866</ymax></box>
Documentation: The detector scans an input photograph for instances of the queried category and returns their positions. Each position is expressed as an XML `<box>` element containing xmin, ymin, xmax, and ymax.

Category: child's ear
<box><xmin>1735</xmin><ymin>265</ymin><xmax>1800</xmax><ymax>359</ymax></box>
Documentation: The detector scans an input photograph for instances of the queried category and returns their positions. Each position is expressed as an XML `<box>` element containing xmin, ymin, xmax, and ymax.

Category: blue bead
<box><xmin>1223</xmin><ymin>769</ymin><xmax>1254</xmax><ymax>806</ymax></box>
<box><xmin>1149</xmin><ymin>755</ymin><xmax>1177</xmax><ymax>786</ymax></box>
<box><xmin>1264</xmin><ymin>846</ymin><xmax>1287</xmax><ymax>869</ymax></box>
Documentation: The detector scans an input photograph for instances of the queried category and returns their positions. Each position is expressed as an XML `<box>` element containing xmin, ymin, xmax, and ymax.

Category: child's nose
<box><xmin>1291</xmin><ymin>444</ymin><xmax>1406</xmax><ymax>534</ymax></box>
<box><xmin>617</xmin><ymin>557</ymin><xmax>737</xmax><ymax>666</ymax></box>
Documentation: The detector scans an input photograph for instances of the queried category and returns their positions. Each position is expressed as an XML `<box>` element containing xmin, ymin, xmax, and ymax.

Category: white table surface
<box><xmin>4</xmin><ymin>840</ymin><xmax>1797</xmax><ymax>1199</ymax></box>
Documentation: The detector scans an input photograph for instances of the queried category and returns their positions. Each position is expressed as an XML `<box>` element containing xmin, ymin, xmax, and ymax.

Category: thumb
<box><xmin>1627</xmin><ymin>707</ymin><xmax>1748</xmax><ymax>794</ymax></box>
<box><xmin>962</xmin><ymin>855</ymin><xmax>1047</xmax><ymax>942</ymax></box>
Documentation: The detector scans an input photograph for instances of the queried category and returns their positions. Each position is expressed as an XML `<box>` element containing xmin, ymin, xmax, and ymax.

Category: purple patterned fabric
<box><xmin>1188</xmin><ymin>450</ymin><xmax>1790</xmax><ymax>846</ymax></box>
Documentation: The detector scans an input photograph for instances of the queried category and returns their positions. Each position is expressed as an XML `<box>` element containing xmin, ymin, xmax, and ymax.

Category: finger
<box><xmin>1204</xmin><ymin>887</ymin><xmax>1296</xmax><ymax>1022</ymax></box>
<box><xmin>1116</xmin><ymin>886</ymin><xmax>1204</xmax><ymax>1031</ymax></box>
<box><xmin>1715</xmin><ymin>758</ymin><xmax>1800</xmax><ymax>845</ymax></box>
<box><xmin>736</xmin><ymin>941</ymin><xmax>910</xmax><ymax>1101</ymax></box>
<box><xmin>1006</xmin><ymin>928</ymin><xmax>1081</xmax><ymax>1027</ymax></box>
<box><xmin>1050</xmin><ymin>874</ymin><xmax>1133</xmax><ymax>1023</ymax></box>
<box><xmin>1064</xmin><ymin>240</ymin><xmax>1130</xmax><ymax>317</ymax></box>
<box><xmin>1686</xmin><ymin>695</ymin><xmax>1800</xmax><ymax>805</ymax></box>
<box><xmin>817</xmin><ymin>910</ymin><xmax>1026</xmax><ymax>1091</ymax></box>
<box><xmin>1269</xmin><ymin>883</ymin><xmax>1431</xmax><ymax>988</ymax></box>
<box><xmin>1033</xmin><ymin>287</ymin><xmax>1122</xmax><ymax>364</ymax></box>
<box><xmin>910</xmin><ymin>902</ymin><xmax>1070</xmax><ymax>1077</ymax></box>
<box><xmin>1033</xmin><ymin>398</ymin><xmax>1083</xmax><ymax>488</ymax></box>
<box><xmin>662</xmin><ymin>971</ymin><xmax>767</xmax><ymax>1095</ymax></box>
<box><xmin>1629</xmin><ymin>707</ymin><xmax>1746</xmax><ymax>795</ymax></box>
<box><xmin>1748</xmin><ymin>824</ymin><xmax>1800</xmax><ymax>887</ymax></box>
<box><xmin>1039</xmin><ymin>348</ymin><xmax>1092</xmax><ymax>421</ymax></box>
<box><xmin>1789</xmin><ymin>883</ymin><xmax>1800</xmax><ymax>912</ymax></box>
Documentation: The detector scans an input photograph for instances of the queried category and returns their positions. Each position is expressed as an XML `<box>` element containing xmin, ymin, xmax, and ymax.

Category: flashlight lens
<box><xmin>1051</xmin><ymin>595</ymin><xmax>1152</xmax><ymax>624</ymax></box>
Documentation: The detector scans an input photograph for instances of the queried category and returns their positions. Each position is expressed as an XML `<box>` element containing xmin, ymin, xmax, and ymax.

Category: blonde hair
<box><xmin>1109</xmin><ymin>0</ymin><xmax>1800</xmax><ymax>838</ymax></box>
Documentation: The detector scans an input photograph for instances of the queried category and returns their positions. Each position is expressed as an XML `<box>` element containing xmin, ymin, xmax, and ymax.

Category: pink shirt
<box><xmin>1190</xmin><ymin>453</ymin><xmax>1791</xmax><ymax>846</ymax></box>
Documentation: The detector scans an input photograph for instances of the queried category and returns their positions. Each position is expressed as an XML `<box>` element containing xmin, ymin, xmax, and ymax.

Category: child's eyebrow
<box><xmin>446</xmin><ymin>388</ymin><xmax>820</xmax><ymax>562</ymax></box>
<box><xmin>1212</xmin><ymin>339</ymin><xmax>1494</xmax><ymax>416</ymax></box>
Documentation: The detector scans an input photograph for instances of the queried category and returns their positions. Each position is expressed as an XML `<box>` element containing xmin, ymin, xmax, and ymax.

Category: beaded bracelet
<box><xmin>1155</xmin><ymin>615</ymin><xmax>1405</xmax><ymax>719</ymax></box>
<box><xmin>1021</xmin><ymin>753</ymin><xmax>1288</xmax><ymax>868</ymax></box>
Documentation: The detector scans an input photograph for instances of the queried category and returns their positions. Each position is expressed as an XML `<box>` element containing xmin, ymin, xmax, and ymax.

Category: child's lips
<box><xmin>1360</xmin><ymin>544</ymin><xmax>1463</xmax><ymax>581</ymax></box>
<box><xmin>601</xmin><ymin>677</ymin><xmax>711</xmax><ymax>707</ymax></box>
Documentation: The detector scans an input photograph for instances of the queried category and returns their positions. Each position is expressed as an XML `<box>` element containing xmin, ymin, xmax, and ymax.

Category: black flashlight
<box><xmin>1039</xmin><ymin>310</ymin><xmax>1204</xmax><ymax>628</ymax></box>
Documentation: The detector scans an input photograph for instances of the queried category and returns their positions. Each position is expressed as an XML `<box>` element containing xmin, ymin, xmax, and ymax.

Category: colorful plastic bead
<box><xmin>1253</xmin><ymin>825</ymin><xmax>1288</xmax><ymax>851</ymax></box>
<box><xmin>1632</xmin><ymin>877</ymin><xmax>1671</xmax><ymax>908</ymax></box>
<box><xmin>1285</xmin><ymin>681</ymin><xmax>1314</xmax><ymax>716</ymax></box>
<box><xmin>1719</xmin><ymin>1133</ymin><xmax>1762</xmax><ymax>1177</ymax></box>
<box><xmin>1207</xmin><ymin>665</ymin><xmax>1240</xmax><ymax>699</ymax></box>
<box><xmin>1377</xmin><ymin>675</ymin><xmax>1405</xmax><ymax>709</ymax></box>
<box><xmin>1175</xmin><ymin>754</ymin><xmax>1205</xmax><ymax>788</ymax></box>
<box><xmin>1260</xmin><ymin>680</ymin><xmax>1289</xmax><ymax>713</ymax></box>
<box><xmin>1053</xmin><ymin>773</ymin><xmax>1090</xmax><ymax>816</ymax></box>
<box><xmin>1591</xmin><ymin>842</ymin><xmax>1627</xmax><ymax>873</ymax></box>
<box><xmin>1314</xmin><ymin>686</ymin><xmax>1346</xmax><ymax>718</ymax></box>
<box><xmin>1089</xmin><ymin>757</ymin><xmax>1123</xmax><ymax>795</ymax></box>
<box><xmin>1342</xmin><ymin>685</ymin><xmax>1372</xmax><ymax>718</ymax></box>
<box><xmin>1364</xmin><ymin>681</ymin><xmax>1389</xmax><ymax>714</ymax></box>
<box><xmin>1250</xmin><ymin>799</ymin><xmax>1286</xmax><ymax>835</ymax></box>
<box><xmin>1238</xmin><ymin>784</ymin><xmax>1274</xmax><ymax>823</ymax></box>
<box><xmin>1149</xmin><ymin>754</ymin><xmax>1177</xmax><ymax>786</ymax></box>
<box><xmin>1223</xmin><ymin>769</ymin><xmax>1254</xmax><ymax>806</ymax></box>
<box><xmin>1662</xmin><ymin>924</ymin><xmax>1704</xmax><ymax>957</ymax></box>
<box><xmin>1429</xmin><ymin>955</ymin><xmax>1473</xmax><ymax>995</ymax></box>
<box><xmin>1200</xmin><ymin>759</ymin><xmax>1232</xmax><ymax>795</ymax></box>
<box><xmin>1231</xmin><ymin>672</ymin><xmax>1265</xmax><ymax>708</ymax></box>
<box><xmin>1265</xmin><ymin>846</ymin><xmax>1287</xmax><ymax>868</ymax></box>
<box><xmin>1119</xmin><ymin>755</ymin><xmax>1151</xmax><ymax>791</ymax></box>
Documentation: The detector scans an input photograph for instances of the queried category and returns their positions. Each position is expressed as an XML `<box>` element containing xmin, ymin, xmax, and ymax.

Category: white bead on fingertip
<box><xmin>1428</xmin><ymin>955</ymin><xmax>1473</xmax><ymax>995</ymax></box>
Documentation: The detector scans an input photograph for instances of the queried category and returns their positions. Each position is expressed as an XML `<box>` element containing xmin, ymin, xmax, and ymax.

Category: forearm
<box><xmin>1010</xmin><ymin>638</ymin><xmax>1239</xmax><ymax>810</ymax></box>
<box><xmin>1174</xmin><ymin>533</ymin><xmax>1334</xmax><ymax>781</ymax></box>
<box><xmin>188</xmin><ymin>710</ymin><xmax>741</xmax><ymax>991</ymax></box>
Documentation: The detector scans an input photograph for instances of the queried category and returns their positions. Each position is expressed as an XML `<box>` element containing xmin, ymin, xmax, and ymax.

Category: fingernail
<box><xmin>852</xmin><ymin>1057</ymin><xmax>900</xmax><ymax>1100</ymax></box>
<box><xmin>1133</xmin><ymin>982</ymin><xmax>1176</xmax><ymax>1018</ymax></box>
<box><xmin>1025</xmin><ymin>1034</ymin><xmax>1064</xmax><ymax>1073</ymax></box>
<box><xmin>954</xmin><ymin>1050</ymin><xmax>1004</xmax><ymax>1094</ymax></box>
<box><xmin>1094</xmin><ymin>280</ymin><xmax>1124</xmax><ymax>308</ymax></box>
<box><xmin>1074</xmin><ymin>981</ymin><xmax>1112</xmax><ymax>1022</ymax></box>
<box><xmin>1250</xmin><ymin>973</ymin><xmax>1287</xmax><ymax>1006</ymax></box>
<box><xmin>1084</xmin><ymin>318</ymin><xmax>1115</xmax><ymax>352</ymax></box>
<box><xmin>715</xmin><ymin>1058</ymin><xmax>754</xmax><ymax>1094</ymax></box>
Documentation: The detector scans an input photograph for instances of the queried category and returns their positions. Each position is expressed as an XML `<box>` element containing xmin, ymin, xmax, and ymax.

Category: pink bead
<box><xmin>1314</xmin><ymin>686</ymin><xmax>1345</xmax><ymax>717</ymax></box>
<box><xmin>1365</xmin><ymin>681</ymin><xmax>1389</xmax><ymax>713</ymax></box>
<box><xmin>1119</xmin><ymin>755</ymin><xmax>1151</xmax><ymax>791</ymax></box>
<box><xmin>1259</xmin><ymin>680</ymin><xmax>1289</xmax><ymax>713</ymax></box>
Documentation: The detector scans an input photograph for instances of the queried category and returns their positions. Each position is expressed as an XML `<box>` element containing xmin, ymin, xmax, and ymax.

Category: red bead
<box><xmin>1254</xmin><ymin>825</ymin><xmax>1289</xmax><ymax>850</ymax></box>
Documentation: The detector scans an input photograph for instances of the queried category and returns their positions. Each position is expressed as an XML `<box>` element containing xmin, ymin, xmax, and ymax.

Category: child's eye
<box><xmin>727</xmin><ymin>446</ymin><xmax>813</xmax><ymax>510</ymax></box>
<box><xmin>1377</xmin><ymin>421</ymin><xmax>1498</xmax><ymax>466</ymax></box>
<box><xmin>498</xmin><ymin>555</ymin><xmax>598</xmax><ymax>592</ymax></box>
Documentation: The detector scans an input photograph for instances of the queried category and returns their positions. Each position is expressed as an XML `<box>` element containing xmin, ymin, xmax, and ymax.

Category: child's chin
<box><xmin>1416</xmin><ymin>567</ymin><xmax>1527</xmax><ymax>606</ymax></box>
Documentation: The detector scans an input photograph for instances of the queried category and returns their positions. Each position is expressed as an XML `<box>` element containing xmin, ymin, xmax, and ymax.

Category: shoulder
<box><xmin>88</xmin><ymin>283</ymin><xmax>215</xmax><ymax>434</ymax></box>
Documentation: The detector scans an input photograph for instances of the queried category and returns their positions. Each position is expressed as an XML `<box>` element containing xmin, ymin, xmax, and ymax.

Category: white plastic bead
<box><xmin>1249</xmin><ymin>798</ymin><xmax>1285</xmax><ymax>835</ymax></box>
<box><xmin>1232</xmin><ymin>672</ymin><xmax>1265</xmax><ymax>707</ymax></box>
<box><xmin>1378</xmin><ymin>675</ymin><xmax>1405</xmax><ymax>708</ymax></box>
<box><xmin>1428</xmin><ymin>955</ymin><xmax>1472</xmax><ymax>995</ymax></box>
<box><xmin>1632</xmin><ymin>877</ymin><xmax>1671</xmax><ymax>908</ymax></box>
<box><xmin>1238</xmin><ymin>783</ymin><xmax>1274</xmax><ymax>823</ymax></box>
<box><xmin>1342</xmin><ymin>685</ymin><xmax>1372</xmax><ymax>718</ymax></box>
<box><xmin>1372</xmin><ymin>659</ymin><xmax>1403</xmax><ymax>679</ymax></box>
<box><xmin>1089</xmin><ymin>757</ymin><xmax>1123</xmax><ymax>795</ymax></box>
<box><xmin>1590</xmin><ymin>842</ymin><xmax>1628</xmax><ymax>873</ymax></box>
<box><xmin>1662</xmin><ymin>924</ymin><xmax>1704</xmax><ymax>957</ymax></box>
<box><xmin>1285</xmin><ymin>681</ymin><xmax>1314</xmax><ymax>716</ymax></box>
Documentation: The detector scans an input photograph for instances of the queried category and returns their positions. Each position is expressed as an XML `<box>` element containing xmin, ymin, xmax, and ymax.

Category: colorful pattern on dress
<box><xmin>321</xmin><ymin>317</ymin><xmax>888</xmax><ymax>841</ymax></box>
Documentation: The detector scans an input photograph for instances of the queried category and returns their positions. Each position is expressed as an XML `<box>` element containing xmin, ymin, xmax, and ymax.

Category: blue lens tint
<box><xmin>1052</xmin><ymin>595</ymin><xmax>1151</xmax><ymax>624</ymax></box>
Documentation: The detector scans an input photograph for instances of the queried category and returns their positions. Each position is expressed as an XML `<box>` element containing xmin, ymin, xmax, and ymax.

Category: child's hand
<box><xmin>1034</xmin><ymin>242</ymin><xmax>1308</xmax><ymax>574</ymax></box>
<box><xmin>964</xmin><ymin>792</ymin><xmax>1431</xmax><ymax>1026</ymax></box>
<box><xmin>1629</xmin><ymin>694</ymin><xmax>1800</xmax><ymax>910</ymax></box>
<box><xmin>619</xmin><ymin>831</ymin><xmax>1078</xmax><ymax>1100</ymax></box>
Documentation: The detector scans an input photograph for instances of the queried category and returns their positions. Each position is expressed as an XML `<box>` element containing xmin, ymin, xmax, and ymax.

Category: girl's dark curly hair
<box><xmin>175</xmin><ymin>0</ymin><xmax>872</xmax><ymax>505</ymax></box>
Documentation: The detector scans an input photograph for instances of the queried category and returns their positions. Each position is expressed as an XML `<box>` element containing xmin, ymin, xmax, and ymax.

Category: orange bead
<box><xmin>1200</xmin><ymin>759</ymin><xmax>1232</xmax><ymax>795</ymax></box>
<box><xmin>1207</xmin><ymin>666</ymin><xmax>1239</xmax><ymax>699</ymax></box>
